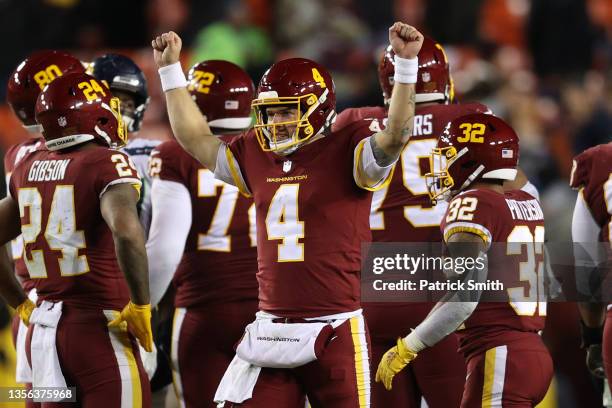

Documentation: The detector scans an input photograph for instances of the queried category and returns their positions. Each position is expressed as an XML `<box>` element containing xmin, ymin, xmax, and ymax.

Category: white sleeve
<box><xmin>139</xmin><ymin>178</ymin><xmax>154</xmax><ymax>238</ymax></box>
<box><xmin>572</xmin><ymin>190</ymin><xmax>604</xmax><ymax>297</ymax></box>
<box><xmin>146</xmin><ymin>178</ymin><xmax>192</xmax><ymax>307</ymax></box>
<box><xmin>353</xmin><ymin>136</ymin><xmax>395</xmax><ymax>190</ymax></box>
<box><xmin>404</xmin><ymin>251</ymin><xmax>488</xmax><ymax>351</ymax></box>
<box><xmin>520</xmin><ymin>181</ymin><xmax>540</xmax><ymax>201</ymax></box>
<box><xmin>213</xmin><ymin>144</ymin><xmax>251</xmax><ymax>196</ymax></box>
<box><xmin>572</xmin><ymin>191</ymin><xmax>603</xmax><ymax>263</ymax></box>
<box><xmin>405</xmin><ymin>301</ymin><xmax>479</xmax><ymax>351</ymax></box>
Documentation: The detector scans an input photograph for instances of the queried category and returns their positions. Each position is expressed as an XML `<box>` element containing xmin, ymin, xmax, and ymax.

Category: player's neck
<box><xmin>470</xmin><ymin>181</ymin><xmax>504</xmax><ymax>194</ymax></box>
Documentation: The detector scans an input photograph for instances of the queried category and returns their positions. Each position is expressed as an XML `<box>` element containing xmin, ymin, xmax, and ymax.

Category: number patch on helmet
<box><xmin>78</xmin><ymin>79</ymin><xmax>107</xmax><ymax>101</ymax></box>
<box><xmin>311</xmin><ymin>68</ymin><xmax>326</xmax><ymax>88</ymax></box>
<box><xmin>457</xmin><ymin>123</ymin><xmax>485</xmax><ymax>143</ymax></box>
<box><xmin>188</xmin><ymin>70</ymin><xmax>216</xmax><ymax>94</ymax></box>
<box><xmin>33</xmin><ymin>64</ymin><xmax>63</xmax><ymax>90</ymax></box>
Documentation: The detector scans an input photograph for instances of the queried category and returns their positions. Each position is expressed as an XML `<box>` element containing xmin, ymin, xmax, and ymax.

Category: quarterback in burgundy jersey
<box><xmin>335</xmin><ymin>38</ymin><xmax>488</xmax><ymax>408</ymax></box>
<box><xmin>153</xmin><ymin>23</ymin><xmax>422</xmax><ymax>408</ymax></box>
<box><xmin>0</xmin><ymin>72</ymin><xmax>153</xmax><ymax>407</ymax></box>
<box><xmin>4</xmin><ymin>50</ymin><xmax>85</xmax><ymax>404</ymax></box>
<box><xmin>376</xmin><ymin>113</ymin><xmax>552</xmax><ymax>407</ymax></box>
<box><xmin>570</xmin><ymin>143</ymin><xmax>612</xmax><ymax>389</ymax></box>
<box><xmin>147</xmin><ymin>60</ymin><xmax>259</xmax><ymax>408</ymax></box>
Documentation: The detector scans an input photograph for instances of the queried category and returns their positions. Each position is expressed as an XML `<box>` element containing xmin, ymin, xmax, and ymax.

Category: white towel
<box><xmin>236</xmin><ymin>313</ymin><xmax>331</xmax><ymax>368</ymax></box>
<box><xmin>138</xmin><ymin>341</ymin><xmax>158</xmax><ymax>380</ymax></box>
<box><xmin>213</xmin><ymin>354</ymin><xmax>261</xmax><ymax>406</ymax></box>
<box><xmin>29</xmin><ymin>300</ymin><xmax>67</xmax><ymax>399</ymax></box>
<box><xmin>15</xmin><ymin>289</ymin><xmax>38</xmax><ymax>383</ymax></box>
<box><xmin>214</xmin><ymin>309</ymin><xmax>362</xmax><ymax>406</ymax></box>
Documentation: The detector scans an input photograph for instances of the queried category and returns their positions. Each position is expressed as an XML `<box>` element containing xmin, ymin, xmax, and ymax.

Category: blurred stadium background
<box><xmin>0</xmin><ymin>0</ymin><xmax>611</xmax><ymax>407</ymax></box>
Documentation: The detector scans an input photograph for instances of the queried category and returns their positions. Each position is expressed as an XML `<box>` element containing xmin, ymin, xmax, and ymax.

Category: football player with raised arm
<box><xmin>334</xmin><ymin>40</ymin><xmax>541</xmax><ymax>407</ymax></box>
<box><xmin>146</xmin><ymin>60</ymin><xmax>258</xmax><ymax>408</ymax></box>
<box><xmin>376</xmin><ymin>113</ymin><xmax>552</xmax><ymax>407</ymax></box>
<box><xmin>335</xmin><ymin>37</ymin><xmax>487</xmax><ymax>408</ymax></box>
<box><xmin>152</xmin><ymin>22</ymin><xmax>422</xmax><ymax>408</ymax></box>
<box><xmin>0</xmin><ymin>72</ymin><xmax>153</xmax><ymax>407</ymax></box>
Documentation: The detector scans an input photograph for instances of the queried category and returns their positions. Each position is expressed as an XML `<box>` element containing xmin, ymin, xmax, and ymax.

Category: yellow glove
<box><xmin>16</xmin><ymin>299</ymin><xmax>36</xmax><ymax>325</ymax></box>
<box><xmin>108</xmin><ymin>302</ymin><xmax>153</xmax><ymax>352</ymax></box>
<box><xmin>375</xmin><ymin>337</ymin><xmax>418</xmax><ymax>390</ymax></box>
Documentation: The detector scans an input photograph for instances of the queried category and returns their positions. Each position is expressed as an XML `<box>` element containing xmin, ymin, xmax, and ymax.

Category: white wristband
<box><xmin>158</xmin><ymin>62</ymin><xmax>187</xmax><ymax>92</ymax></box>
<box><xmin>394</xmin><ymin>56</ymin><xmax>419</xmax><ymax>84</ymax></box>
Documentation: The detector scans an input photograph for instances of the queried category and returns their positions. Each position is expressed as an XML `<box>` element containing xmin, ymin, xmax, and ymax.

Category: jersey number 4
<box><xmin>18</xmin><ymin>186</ymin><xmax>89</xmax><ymax>278</ymax></box>
<box><xmin>266</xmin><ymin>184</ymin><xmax>304</xmax><ymax>262</ymax></box>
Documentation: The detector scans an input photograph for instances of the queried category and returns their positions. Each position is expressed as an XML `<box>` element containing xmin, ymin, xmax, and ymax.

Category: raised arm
<box><xmin>101</xmin><ymin>183</ymin><xmax>153</xmax><ymax>351</ymax></box>
<box><xmin>368</xmin><ymin>23</ymin><xmax>423</xmax><ymax>166</ymax></box>
<box><xmin>151</xmin><ymin>32</ymin><xmax>221</xmax><ymax>171</ymax></box>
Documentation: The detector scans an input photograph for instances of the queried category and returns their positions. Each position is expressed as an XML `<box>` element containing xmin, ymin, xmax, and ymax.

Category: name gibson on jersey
<box><xmin>28</xmin><ymin>159</ymin><xmax>71</xmax><ymax>182</ymax></box>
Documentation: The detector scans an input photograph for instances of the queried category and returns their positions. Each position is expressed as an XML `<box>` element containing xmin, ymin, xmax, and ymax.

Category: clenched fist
<box><xmin>151</xmin><ymin>31</ymin><xmax>182</xmax><ymax>68</ymax></box>
<box><xmin>388</xmin><ymin>22</ymin><xmax>424</xmax><ymax>60</ymax></box>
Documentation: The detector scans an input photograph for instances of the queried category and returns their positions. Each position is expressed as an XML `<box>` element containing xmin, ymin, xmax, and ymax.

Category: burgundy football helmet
<box><xmin>187</xmin><ymin>60</ymin><xmax>255</xmax><ymax>132</ymax></box>
<box><xmin>36</xmin><ymin>72</ymin><xmax>127</xmax><ymax>151</ymax></box>
<box><xmin>378</xmin><ymin>37</ymin><xmax>454</xmax><ymax>105</ymax></box>
<box><xmin>252</xmin><ymin>58</ymin><xmax>336</xmax><ymax>154</ymax></box>
<box><xmin>7</xmin><ymin>50</ymin><xmax>86</xmax><ymax>130</ymax></box>
<box><xmin>425</xmin><ymin>113</ymin><xmax>519</xmax><ymax>203</ymax></box>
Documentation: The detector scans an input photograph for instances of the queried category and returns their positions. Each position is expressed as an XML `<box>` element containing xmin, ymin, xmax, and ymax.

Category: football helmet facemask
<box><xmin>252</xmin><ymin>58</ymin><xmax>336</xmax><ymax>155</ymax></box>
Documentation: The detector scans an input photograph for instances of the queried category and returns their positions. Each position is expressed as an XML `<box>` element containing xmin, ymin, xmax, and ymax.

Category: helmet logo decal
<box><xmin>283</xmin><ymin>160</ymin><xmax>292</xmax><ymax>173</ymax></box>
<box><xmin>58</xmin><ymin>116</ymin><xmax>67</xmax><ymax>127</ymax></box>
<box><xmin>34</xmin><ymin>65</ymin><xmax>63</xmax><ymax>90</ymax></box>
<box><xmin>225</xmin><ymin>100</ymin><xmax>239</xmax><ymax>110</ymax></box>
<box><xmin>502</xmin><ymin>149</ymin><xmax>514</xmax><ymax>158</ymax></box>
<box><xmin>457</xmin><ymin>123</ymin><xmax>485</xmax><ymax>143</ymax></box>
<box><xmin>422</xmin><ymin>72</ymin><xmax>431</xmax><ymax>82</ymax></box>
<box><xmin>78</xmin><ymin>79</ymin><xmax>107</xmax><ymax>101</ymax></box>
<box><xmin>188</xmin><ymin>70</ymin><xmax>215</xmax><ymax>94</ymax></box>
<box><xmin>311</xmin><ymin>68</ymin><xmax>327</xmax><ymax>88</ymax></box>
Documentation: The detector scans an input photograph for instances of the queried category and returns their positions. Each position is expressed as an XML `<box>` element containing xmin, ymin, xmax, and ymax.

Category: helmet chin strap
<box><xmin>457</xmin><ymin>164</ymin><xmax>485</xmax><ymax>192</ymax></box>
<box><xmin>45</xmin><ymin>134</ymin><xmax>94</xmax><ymax>151</ymax></box>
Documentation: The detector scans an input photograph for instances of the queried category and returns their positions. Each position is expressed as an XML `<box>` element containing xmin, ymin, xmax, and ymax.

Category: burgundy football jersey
<box><xmin>151</xmin><ymin>140</ymin><xmax>258</xmax><ymax>307</ymax></box>
<box><xmin>337</xmin><ymin>103</ymin><xmax>490</xmax><ymax>242</ymax></box>
<box><xmin>226</xmin><ymin>122</ymin><xmax>377</xmax><ymax>317</ymax></box>
<box><xmin>570</xmin><ymin>142</ymin><xmax>612</xmax><ymax>242</ymax></box>
<box><xmin>440</xmin><ymin>188</ymin><xmax>546</xmax><ymax>358</ymax></box>
<box><xmin>9</xmin><ymin>146</ymin><xmax>141</xmax><ymax>309</ymax></box>
<box><xmin>3</xmin><ymin>136</ymin><xmax>45</xmax><ymax>291</ymax></box>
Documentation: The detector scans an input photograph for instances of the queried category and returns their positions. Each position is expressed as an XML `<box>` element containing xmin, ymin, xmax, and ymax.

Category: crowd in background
<box><xmin>0</xmin><ymin>0</ymin><xmax>611</xmax><ymax>406</ymax></box>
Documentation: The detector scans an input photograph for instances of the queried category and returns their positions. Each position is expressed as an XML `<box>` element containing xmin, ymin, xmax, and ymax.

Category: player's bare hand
<box><xmin>151</xmin><ymin>31</ymin><xmax>182</xmax><ymax>68</ymax></box>
<box><xmin>388</xmin><ymin>22</ymin><xmax>423</xmax><ymax>59</ymax></box>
